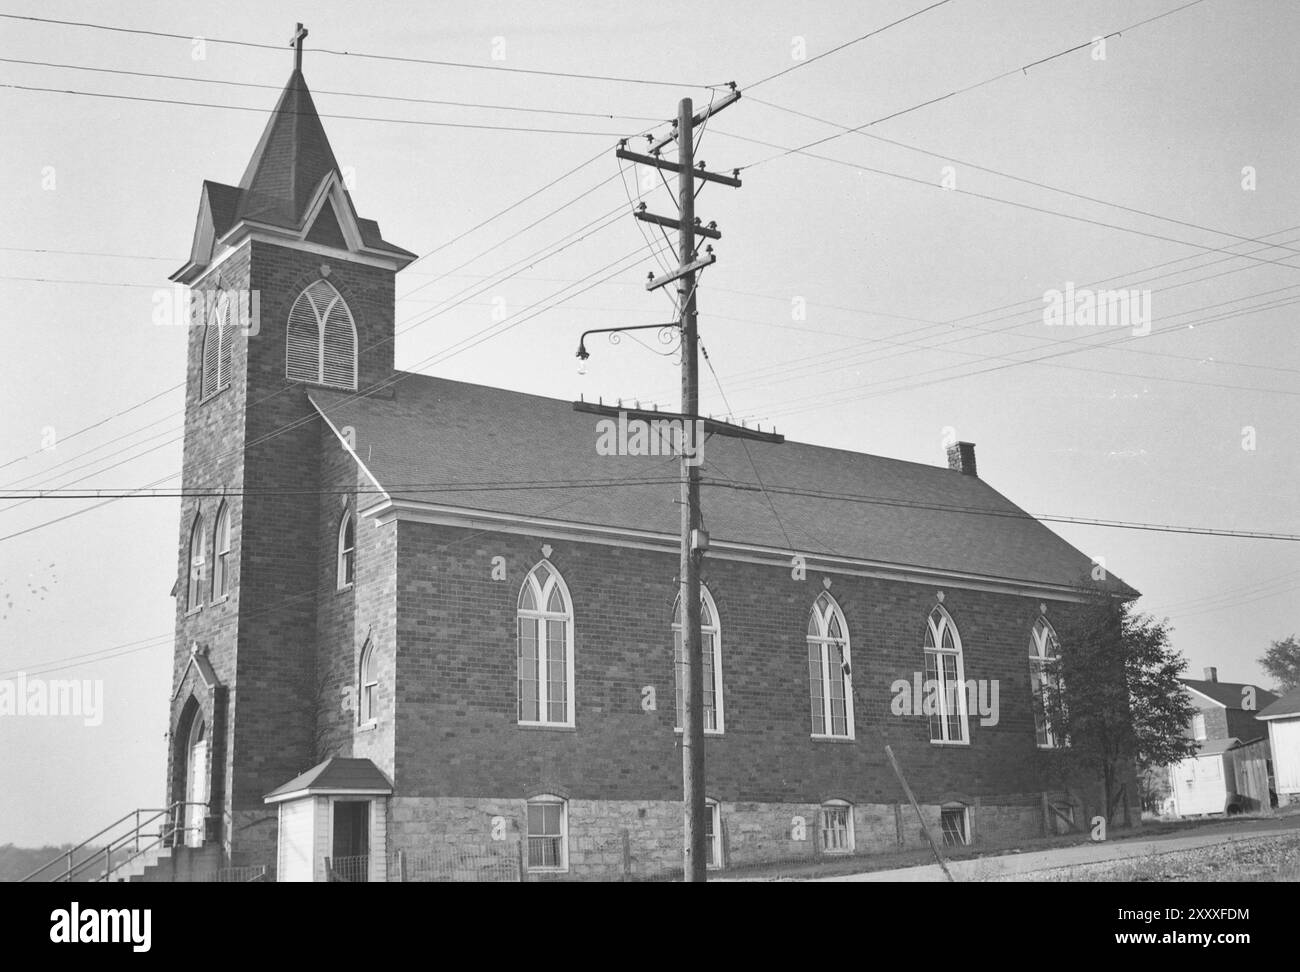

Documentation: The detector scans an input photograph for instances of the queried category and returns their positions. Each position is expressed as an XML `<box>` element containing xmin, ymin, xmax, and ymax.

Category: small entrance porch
<box><xmin>263</xmin><ymin>756</ymin><xmax>393</xmax><ymax>882</ymax></box>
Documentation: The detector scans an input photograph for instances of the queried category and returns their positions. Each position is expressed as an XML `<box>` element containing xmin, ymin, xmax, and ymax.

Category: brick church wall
<box><xmin>383</xmin><ymin>519</ymin><xmax>1123</xmax><ymax>873</ymax></box>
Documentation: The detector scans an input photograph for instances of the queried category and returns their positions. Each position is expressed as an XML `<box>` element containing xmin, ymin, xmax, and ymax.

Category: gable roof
<box><xmin>1181</xmin><ymin>679</ymin><xmax>1278</xmax><ymax>711</ymax></box>
<box><xmin>171</xmin><ymin>69</ymin><xmax>414</xmax><ymax>283</ymax></box>
<box><xmin>1258</xmin><ymin>685</ymin><xmax>1300</xmax><ymax>720</ymax></box>
<box><xmin>264</xmin><ymin>757</ymin><xmax>393</xmax><ymax>803</ymax></box>
<box><xmin>310</xmin><ymin>374</ymin><xmax>1138</xmax><ymax>598</ymax></box>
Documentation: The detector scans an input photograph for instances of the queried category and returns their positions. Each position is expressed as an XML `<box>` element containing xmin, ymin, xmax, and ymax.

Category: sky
<box><xmin>0</xmin><ymin>0</ymin><xmax>1296</xmax><ymax>846</ymax></box>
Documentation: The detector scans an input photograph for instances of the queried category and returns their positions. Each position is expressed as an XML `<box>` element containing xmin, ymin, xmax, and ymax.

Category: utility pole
<box><xmin>617</xmin><ymin>86</ymin><xmax>740</xmax><ymax>881</ymax></box>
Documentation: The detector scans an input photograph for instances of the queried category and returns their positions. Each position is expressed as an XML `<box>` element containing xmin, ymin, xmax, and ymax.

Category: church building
<box><xmin>165</xmin><ymin>52</ymin><xmax>1137</xmax><ymax>880</ymax></box>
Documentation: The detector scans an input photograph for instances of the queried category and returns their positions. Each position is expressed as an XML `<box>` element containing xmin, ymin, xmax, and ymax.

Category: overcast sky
<box><xmin>1</xmin><ymin>0</ymin><xmax>1296</xmax><ymax>846</ymax></box>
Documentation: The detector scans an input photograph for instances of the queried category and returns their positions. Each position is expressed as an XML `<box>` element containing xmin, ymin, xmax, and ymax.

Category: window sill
<box><xmin>357</xmin><ymin>720</ymin><xmax>378</xmax><ymax>733</ymax></box>
<box><xmin>811</xmin><ymin>733</ymin><xmax>856</xmax><ymax>743</ymax></box>
<box><xmin>517</xmin><ymin>722</ymin><xmax>576</xmax><ymax>732</ymax></box>
<box><xmin>336</xmin><ymin>583</ymin><xmax>354</xmax><ymax>595</ymax></box>
<box><xmin>288</xmin><ymin>377</ymin><xmax>359</xmax><ymax>393</ymax></box>
<box><xmin>527</xmin><ymin>866</ymin><xmax>569</xmax><ymax>875</ymax></box>
<box><xmin>929</xmin><ymin>739</ymin><xmax>971</xmax><ymax>747</ymax></box>
<box><xmin>210</xmin><ymin>595</ymin><xmax>229</xmax><ymax>606</ymax></box>
<box><xmin>184</xmin><ymin>606</ymin><xmax>202</xmax><ymax>617</ymax></box>
<box><xmin>673</xmin><ymin>728</ymin><xmax>725</xmax><ymax>737</ymax></box>
<box><xmin>198</xmin><ymin>385</ymin><xmax>231</xmax><ymax>407</ymax></box>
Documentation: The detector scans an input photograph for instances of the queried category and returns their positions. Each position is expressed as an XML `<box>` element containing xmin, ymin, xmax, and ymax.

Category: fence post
<box><xmin>324</xmin><ymin>856</ymin><xmax>332</xmax><ymax>883</ymax></box>
<box><xmin>621</xmin><ymin>829</ymin><xmax>631</xmax><ymax>882</ymax></box>
<box><xmin>516</xmin><ymin>839</ymin><xmax>526</xmax><ymax>883</ymax></box>
<box><xmin>398</xmin><ymin>850</ymin><xmax>407</xmax><ymax>883</ymax></box>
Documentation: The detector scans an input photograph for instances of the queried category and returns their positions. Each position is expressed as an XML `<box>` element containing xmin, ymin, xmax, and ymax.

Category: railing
<box><xmin>19</xmin><ymin>801</ymin><xmax>210</xmax><ymax>883</ymax></box>
<box><xmin>325</xmin><ymin>854</ymin><xmax>370</xmax><ymax>882</ymax></box>
<box><xmin>528</xmin><ymin>835</ymin><xmax>564</xmax><ymax>870</ymax></box>
<box><xmin>392</xmin><ymin>842</ymin><xmax>522</xmax><ymax>882</ymax></box>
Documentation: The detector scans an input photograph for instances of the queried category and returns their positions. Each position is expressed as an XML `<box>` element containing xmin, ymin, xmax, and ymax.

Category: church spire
<box><xmin>235</xmin><ymin>41</ymin><xmax>341</xmax><ymax>228</ymax></box>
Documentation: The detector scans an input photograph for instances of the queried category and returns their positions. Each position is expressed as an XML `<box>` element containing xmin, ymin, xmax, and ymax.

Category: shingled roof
<box><xmin>1258</xmin><ymin>686</ymin><xmax>1300</xmax><ymax>720</ymax></box>
<box><xmin>1181</xmin><ymin>679</ymin><xmax>1279</xmax><ymax>710</ymax></box>
<box><xmin>311</xmin><ymin>374</ymin><xmax>1138</xmax><ymax>598</ymax></box>
<box><xmin>171</xmin><ymin>69</ymin><xmax>414</xmax><ymax>283</ymax></box>
<box><xmin>264</xmin><ymin>757</ymin><xmax>393</xmax><ymax>803</ymax></box>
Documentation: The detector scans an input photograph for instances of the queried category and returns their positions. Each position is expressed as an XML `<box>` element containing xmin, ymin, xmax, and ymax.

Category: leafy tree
<box><xmin>1041</xmin><ymin>591</ymin><xmax>1198</xmax><ymax>823</ymax></box>
<box><xmin>1137</xmin><ymin>763</ymin><xmax>1171</xmax><ymax>815</ymax></box>
<box><xmin>1258</xmin><ymin>635</ymin><xmax>1300</xmax><ymax>694</ymax></box>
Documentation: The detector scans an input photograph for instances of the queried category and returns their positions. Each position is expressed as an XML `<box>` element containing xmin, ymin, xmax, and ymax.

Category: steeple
<box><xmin>234</xmin><ymin>68</ymin><xmax>342</xmax><ymax>227</ymax></box>
<box><xmin>170</xmin><ymin>24</ymin><xmax>415</xmax><ymax>284</ymax></box>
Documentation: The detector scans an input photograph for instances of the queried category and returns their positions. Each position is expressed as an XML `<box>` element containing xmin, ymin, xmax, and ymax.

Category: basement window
<box><xmin>820</xmin><ymin>801</ymin><xmax>854</xmax><ymax>853</ymax></box>
<box><xmin>940</xmin><ymin>807</ymin><xmax>969</xmax><ymax>847</ymax></box>
<box><xmin>526</xmin><ymin>796</ymin><xmax>568</xmax><ymax>872</ymax></box>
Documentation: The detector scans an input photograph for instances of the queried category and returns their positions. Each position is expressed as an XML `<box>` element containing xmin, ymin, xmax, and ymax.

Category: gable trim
<box><xmin>311</xmin><ymin>397</ymin><xmax>390</xmax><ymax>500</ymax></box>
<box><xmin>1184</xmin><ymin>685</ymin><xmax>1230</xmax><ymax>709</ymax></box>
<box><xmin>363</xmin><ymin>497</ymin><xmax>1107</xmax><ymax>602</ymax></box>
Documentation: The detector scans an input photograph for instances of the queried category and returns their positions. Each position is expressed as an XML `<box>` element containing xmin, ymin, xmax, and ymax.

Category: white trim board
<box><xmin>361</xmin><ymin>497</ymin><xmax>1108</xmax><ymax>603</ymax></box>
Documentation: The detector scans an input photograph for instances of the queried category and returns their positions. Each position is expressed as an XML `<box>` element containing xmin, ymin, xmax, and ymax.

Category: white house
<box><xmin>1257</xmin><ymin>687</ymin><xmax>1300</xmax><ymax>807</ymax></box>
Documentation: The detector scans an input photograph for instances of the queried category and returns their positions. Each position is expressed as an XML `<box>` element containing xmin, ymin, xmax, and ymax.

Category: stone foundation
<box><xmin>387</xmin><ymin>792</ymin><xmax>1072</xmax><ymax>879</ymax></box>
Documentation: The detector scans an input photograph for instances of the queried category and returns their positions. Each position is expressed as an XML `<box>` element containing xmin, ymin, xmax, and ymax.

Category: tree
<box><xmin>1042</xmin><ymin>591</ymin><xmax>1198</xmax><ymax>824</ymax></box>
<box><xmin>1258</xmin><ymin>635</ymin><xmax>1300</xmax><ymax>694</ymax></box>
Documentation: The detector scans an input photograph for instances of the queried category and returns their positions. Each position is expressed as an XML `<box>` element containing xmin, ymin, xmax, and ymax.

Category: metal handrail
<box><xmin>20</xmin><ymin>801</ymin><xmax>211</xmax><ymax>883</ymax></box>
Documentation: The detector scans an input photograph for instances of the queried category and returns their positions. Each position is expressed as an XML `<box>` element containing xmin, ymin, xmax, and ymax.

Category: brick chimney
<box><xmin>946</xmin><ymin>441</ymin><xmax>977</xmax><ymax>477</ymax></box>
<box><xmin>1204</xmin><ymin>666</ymin><xmax>1218</xmax><ymax>682</ymax></box>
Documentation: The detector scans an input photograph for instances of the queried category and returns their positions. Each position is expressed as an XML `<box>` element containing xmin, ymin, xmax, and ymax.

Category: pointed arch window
<box><xmin>807</xmin><ymin>592</ymin><xmax>853</xmax><ymax>738</ymax></box>
<box><xmin>517</xmin><ymin>561</ymin><xmax>575</xmax><ymax>727</ymax></box>
<box><xmin>212</xmin><ymin>502</ymin><xmax>231</xmax><ymax>600</ymax></box>
<box><xmin>285</xmin><ymin>279</ymin><xmax>357</xmax><ymax>389</ymax></box>
<box><xmin>200</xmin><ymin>291</ymin><xmax>234</xmax><ymax>399</ymax></box>
<box><xmin>924</xmin><ymin>605</ymin><xmax>969</xmax><ymax>744</ymax></box>
<box><xmin>359</xmin><ymin>639</ymin><xmax>378</xmax><ymax>725</ymax></box>
<box><xmin>673</xmin><ymin>585</ymin><xmax>724</xmax><ymax>733</ymax></box>
<box><xmin>186</xmin><ymin>512</ymin><xmax>207</xmax><ymax>611</ymax></box>
<box><xmin>337</xmin><ymin>511</ymin><xmax>355</xmax><ymax>589</ymax></box>
<box><xmin>1030</xmin><ymin>617</ymin><xmax>1064</xmax><ymax>748</ymax></box>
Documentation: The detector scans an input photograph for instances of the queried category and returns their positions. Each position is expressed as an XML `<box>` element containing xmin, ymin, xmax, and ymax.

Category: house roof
<box><xmin>264</xmin><ymin>757</ymin><xmax>393</xmax><ymax>803</ymax></box>
<box><xmin>310</xmin><ymin>375</ymin><xmax>1139</xmax><ymax>597</ymax></box>
<box><xmin>171</xmin><ymin>69</ymin><xmax>413</xmax><ymax>283</ymax></box>
<box><xmin>1181</xmin><ymin>679</ymin><xmax>1279</xmax><ymax>711</ymax></box>
<box><xmin>1258</xmin><ymin>685</ymin><xmax>1300</xmax><ymax>720</ymax></box>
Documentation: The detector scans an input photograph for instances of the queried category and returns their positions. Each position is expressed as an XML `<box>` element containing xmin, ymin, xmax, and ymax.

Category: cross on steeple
<box><xmin>290</xmin><ymin>22</ymin><xmax>308</xmax><ymax>73</ymax></box>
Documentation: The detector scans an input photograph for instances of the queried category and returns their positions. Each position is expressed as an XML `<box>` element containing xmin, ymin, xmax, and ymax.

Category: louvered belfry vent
<box><xmin>200</xmin><ymin>292</ymin><xmax>235</xmax><ymax>399</ymax></box>
<box><xmin>285</xmin><ymin>278</ymin><xmax>357</xmax><ymax>388</ymax></box>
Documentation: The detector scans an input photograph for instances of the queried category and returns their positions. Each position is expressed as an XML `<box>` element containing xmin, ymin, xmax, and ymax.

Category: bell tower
<box><xmin>165</xmin><ymin>26</ymin><xmax>415</xmax><ymax>868</ymax></box>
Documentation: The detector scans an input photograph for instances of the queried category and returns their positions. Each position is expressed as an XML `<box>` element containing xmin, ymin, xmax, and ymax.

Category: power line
<box><xmin>738</xmin><ymin>0</ymin><xmax>1208</xmax><ymax>165</ymax></box>
<box><xmin>747</xmin><ymin>0</ymin><xmax>957</xmax><ymax>89</ymax></box>
<box><xmin>745</xmin><ymin>93</ymin><xmax>1300</xmax><ymax>258</ymax></box>
<box><xmin>0</xmin><ymin>13</ymin><xmax>724</xmax><ymax>89</ymax></box>
<box><xmin>701</xmin><ymin>480</ymin><xmax>1300</xmax><ymax>542</ymax></box>
<box><xmin>0</xmin><ymin>56</ymin><xmax>664</xmax><ymax>122</ymax></box>
<box><xmin>692</xmin><ymin>285</ymin><xmax>1300</xmax><ymax>408</ymax></box>
<box><xmin>762</xmin><ymin>293</ymin><xmax>1300</xmax><ymax>419</ymax></box>
<box><xmin>631</xmin><ymin>227</ymin><xmax>1300</xmax><ymax>407</ymax></box>
<box><xmin>722</xmin><ymin>127</ymin><xmax>1300</xmax><ymax>273</ymax></box>
<box><xmin>0</xmin><ymin>83</ymin><xmax>629</xmax><ymax>137</ymax></box>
